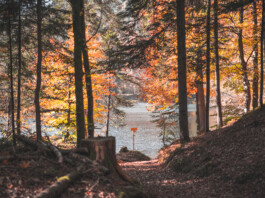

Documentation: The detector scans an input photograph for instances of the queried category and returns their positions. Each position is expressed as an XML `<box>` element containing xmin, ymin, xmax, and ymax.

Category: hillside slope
<box><xmin>121</xmin><ymin>107</ymin><xmax>265</xmax><ymax>197</ymax></box>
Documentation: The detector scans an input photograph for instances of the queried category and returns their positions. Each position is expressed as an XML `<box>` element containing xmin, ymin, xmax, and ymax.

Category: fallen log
<box><xmin>40</xmin><ymin>141</ymin><xmax>63</xmax><ymax>164</ymax></box>
<box><xmin>14</xmin><ymin>135</ymin><xmax>39</xmax><ymax>149</ymax></box>
<box><xmin>69</xmin><ymin>152</ymin><xmax>109</xmax><ymax>175</ymax></box>
<box><xmin>35</xmin><ymin>166</ymin><xmax>85</xmax><ymax>198</ymax></box>
<box><xmin>15</xmin><ymin>135</ymin><xmax>63</xmax><ymax>164</ymax></box>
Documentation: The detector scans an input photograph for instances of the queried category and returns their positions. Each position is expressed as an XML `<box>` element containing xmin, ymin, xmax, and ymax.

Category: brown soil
<box><xmin>1</xmin><ymin>107</ymin><xmax>264</xmax><ymax>197</ymax></box>
<box><xmin>0</xmin><ymin>142</ymin><xmax>143</xmax><ymax>198</ymax></box>
<box><xmin>120</xmin><ymin>107</ymin><xmax>265</xmax><ymax>198</ymax></box>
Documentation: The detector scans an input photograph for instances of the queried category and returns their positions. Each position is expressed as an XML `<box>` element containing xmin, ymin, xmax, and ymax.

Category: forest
<box><xmin>0</xmin><ymin>0</ymin><xmax>265</xmax><ymax>197</ymax></box>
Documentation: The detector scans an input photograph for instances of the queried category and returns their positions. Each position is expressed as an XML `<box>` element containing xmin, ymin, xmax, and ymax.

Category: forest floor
<box><xmin>120</xmin><ymin>107</ymin><xmax>265</xmax><ymax>198</ymax></box>
<box><xmin>0</xmin><ymin>107</ymin><xmax>265</xmax><ymax>198</ymax></box>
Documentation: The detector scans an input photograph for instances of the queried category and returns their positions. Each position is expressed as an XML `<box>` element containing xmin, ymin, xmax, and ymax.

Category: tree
<box><xmin>17</xmin><ymin>0</ymin><xmax>22</xmax><ymax>135</ymax></box>
<box><xmin>195</xmin><ymin>46</ymin><xmax>206</xmax><ymax>134</ymax></box>
<box><xmin>35</xmin><ymin>0</ymin><xmax>43</xmax><ymax>141</ymax></box>
<box><xmin>206</xmin><ymin>0</ymin><xmax>211</xmax><ymax>132</ymax></box>
<box><xmin>214</xmin><ymin>0</ymin><xmax>223</xmax><ymax>128</ymax></box>
<box><xmin>70</xmin><ymin>0</ymin><xmax>86</xmax><ymax>147</ymax></box>
<box><xmin>252</xmin><ymin>0</ymin><xmax>259</xmax><ymax>109</ymax></box>
<box><xmin>238</xmin><ymin>3</ymin><xmax>251</xmax><ymax>113</ymax></box>
<box><xmin>176</xmin><ymin>0</ymin><xmax>190</xmax><ymax>143</ymax></box>
<box><xmin>261</xmin><ymin>0</ymin><xmax>265</xmax><ymax>106</ymax></box>
<box><xmin>80</xmin><ymin>1</ymin><xmax>95</xmax><ymax>138</ymax></box>
<box><xmin>7</xmin><ymin>1</ymin><xmax>16</xmax><ymax>146</ymax></box>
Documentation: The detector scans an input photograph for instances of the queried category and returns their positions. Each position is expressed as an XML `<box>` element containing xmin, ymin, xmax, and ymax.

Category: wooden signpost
<box><xmin>131</xmin><ymin>128</ymin><xmax>138</xmax><ymax>150</ymax></box>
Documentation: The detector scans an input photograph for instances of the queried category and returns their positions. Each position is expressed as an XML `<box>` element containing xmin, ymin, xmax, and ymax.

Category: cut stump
<box><xmin>81</xmin><ymin>136</ymin><xmax>133</xmax><ymax>183</ymax></box>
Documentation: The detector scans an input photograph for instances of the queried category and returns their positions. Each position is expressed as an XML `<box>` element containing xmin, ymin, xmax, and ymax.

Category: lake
<box><xmin>1</xmin><ymin>102</ymin><xmax>213</xmax><ymax>159</ymax></box>
<box><xmin>100</xmin><ymin>102</ymin><xmax>200</xmax><ymax>159</ymax></box>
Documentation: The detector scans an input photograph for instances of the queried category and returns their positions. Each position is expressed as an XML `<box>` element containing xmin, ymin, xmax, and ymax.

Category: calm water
<box><xmin>101</xmin><ymin>103</ymin><xmax>199</xmax><ymax>159</ymax></box>
<box><xmin>1</xmin><ymin>102</ymin><xmax>209</xmax><ymax>159</ymax></box>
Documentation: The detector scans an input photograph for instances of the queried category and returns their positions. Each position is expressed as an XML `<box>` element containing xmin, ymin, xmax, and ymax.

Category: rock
<box><xmin>117</xmin><ymin>150</ymin><xmax>151</xmax><ymax>162</ymax></box>
<box><xmin>119</xmin><ymin>146</ymin><xmax>129</xmax><ymax>153</ymax></box>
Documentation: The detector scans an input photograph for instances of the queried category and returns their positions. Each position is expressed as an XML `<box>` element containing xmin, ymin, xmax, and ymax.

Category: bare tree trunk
<box><xmin>17</xmin><ymin>0</ymin><xmax>22</xmax><ymax>135</ymax></box>
<box><xmin>8</xmin><ymin>8</ymin><xmax>16</xmax><ymax>146</ymax></box>
<box><xmin>65</xmin><ymin>68</ymin><xmax>72</xmax><ymax>141</ymax></box>
<box><xmin>106</xmin><ymin>75</ymin><xmax>111</xmax><ymax>137</ymax></box>
<box><xmin>80</xmin><ymin>1</ymin><xmax>94</xmax><ymax>138</ymax></box>
<box><xmin>252</xmin><ymin>0</ymin><xmax>259</xmax><ymax>109</ymax></box>
<box><xmin>70</xmin><ymin>0</ymin><xmax>86</xmax><ymax>147</ymax></box>
<box><xmin>206</xmin><ymin>0</ymin><xmax>211</xmax><ymax>132</ymax></box>
<box><xmin>261</xmin><ymin>0</ymin><xmax>265</xmax><ymax>107</ymax></box>
<box><xmin>176</xmin><ymin>0</ymin><xmax>190</xmax><ymax>143</ymax></box>
<box><xmin>214</xmin><ymin>0</ymin><xmax>223</xmax><ymax>128</ymax></box>
<box><xmin>196</xmin><ymin>49</ymin><xmax>206</xmax><ymax>133</ymax></box>
<box><xmin>35</xmin><ymin>0</ymin><xmax>42</xmax><ymax>141</ymax></box>
<box><xmin>238</xmin><ymin>5</ymin><xmax>251</xmax><ymax>113</ymax></box>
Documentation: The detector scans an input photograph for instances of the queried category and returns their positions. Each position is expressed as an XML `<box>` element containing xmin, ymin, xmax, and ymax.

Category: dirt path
<box><xmin>120</xmin><ymin>107</ymin><xmax>265</xmax><ymax>198</ymax></box>
<box><xmin>120</xmin><ymin>160</ymin><xmax>186</xmax><ymax>198</ymax></box>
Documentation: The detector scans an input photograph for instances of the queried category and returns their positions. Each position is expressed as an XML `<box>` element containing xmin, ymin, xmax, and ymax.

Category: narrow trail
<box><xmin>119</xmin><ymin>107</ymin><xmax>265</xmax><ymax>198</ymax></box>
<box><xmin>120</xmin><ymin>160</ymin><xmax>188</xmax><ymax>198</ymax></box>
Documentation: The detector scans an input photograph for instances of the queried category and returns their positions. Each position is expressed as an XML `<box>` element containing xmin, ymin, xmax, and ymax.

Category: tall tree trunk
<box><xmin>196</xmin><ymin>49</ymin><xmax>206</xmax><ymax>134</ymax></box>
<box><xmin>17</xmin><ymin>0</ymin><xmax>22</xmax><ymax>135</ymax></box>
<box><xmin>206</xmin><ymin>0</ymin><xmax>211</xmax><ymax>132</ymax></box>
<box><xmin>252</xmin><ymin>0</ymin><xmax>259</xmax><ymax>109</ymax></box>
<box><xmin>106</xmin><ymin>74</ymin><xmax>111</xmax><ymax>137</ymax></box>
<box><xmin>214</xmin><ymin>0</ymin><xmax>223</xmax><ymax>128</ymax></box>
<box><xmin>8</xmin><ymin>10</ymin><xmax>16</xmax><ymax>146</ymax></box>
<box><xmin>65</xmin><ymin>68</ymin><xmax>72</xmax><ymax>141</ymax></box>
<box><xmin>238</xmin><ymin>5</ymin><xmax>251</xmax><ymax>113</ymax></box>
<box><xmin>80</xmin><ymin>1</ymin><xmax>94</xmax><ymax>138</ymax></box>
<box><xmin>176</xmin><ymin>0</ymin><xmax>190</xmax><ymax>143</ymax></box>
<box><xmin>70</xmin><ymin>0</ymin><xmax>86</xmax><ymax>147</ymax></box>
<box><xmin>35</xmin><ymin>0</ymin><xmax>42</xmax><ymax>141</ymax></box>
<box><xmin>261</xmin><ymin>0</ymin><xmax>265</xmax><ymax>106</ymax></box>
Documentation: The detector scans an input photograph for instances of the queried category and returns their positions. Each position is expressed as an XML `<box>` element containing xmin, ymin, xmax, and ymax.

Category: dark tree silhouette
<box><xmin>176</xmin><ymin>0</ymin><xmax>190</xmax><ymax>143</ymax></box>
<box><xmin>214</xmin><ymin>0</ymin><xmax>223</xmax><ymax>128</ymax></box>
<box><xmin>35</xmin><ymin>0</ymin><xmax>43</xmax><ymax>141</ymax></box>
<box><xmin>206</xmin><ymin>0</ymin><xmax>211</xmax><ymax>132</ymax></box>
<box><xmin>70</xmin><ymin>0</ymin><xmax>86</xmax><ymax>147</ymax></box>
<box><xmin>80</xmin><ymin>1</ymin><xmax>95</xmax><ymax>138</ymax></box>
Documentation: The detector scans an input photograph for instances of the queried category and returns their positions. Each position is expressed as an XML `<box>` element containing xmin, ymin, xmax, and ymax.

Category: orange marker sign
<box><xmin>131</xmin><ymin>128</ymin><xmax>138</xmax><ymax>133</ymax></box>
<box><xmin>131</xmin><ymin>128</ymin><xmax>138</xmax><ymax>150</ymax></box>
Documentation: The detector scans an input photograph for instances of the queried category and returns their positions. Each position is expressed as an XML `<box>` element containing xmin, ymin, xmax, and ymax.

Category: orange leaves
<box><xmin>20</xmin><ymin>161</ymin><xmax>30</xmax><ymax>169</ymax></box>
<box><xmin>40</xmin><ymin>25</ymin><xmax>115</xmax><ymax>132</ymax></box>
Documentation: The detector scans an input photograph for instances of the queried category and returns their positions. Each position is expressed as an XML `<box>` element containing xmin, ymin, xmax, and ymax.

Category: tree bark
<box><xmin>206</xmin><ymin>0</ymin><xmax>211</xmax><ymax>132</ymax></box>
<box><xmin>35</xmin><ymin>0</ymin><xmax>42</xmax><ymax>141</ymax></box>
<box><xmin>261</xmin><ymin>0</ymin><xmax>265</xmax><ymax>107</ymax></box>
<box><xmin>65</xmin><ymin>67</ymin><xmax>72</xmax><ymax>141</ymax></box>
<box><xmin>17</xmin><ymin>0</ymin><xmax>22</xmax><ymax>135</ymax></box>
<box><xmin>80</xmin><ymin>1</ymin><xmax>95</xmax><ymax>138</ymax></box>
<box><xmin>214</xmin><ymin>0</ymin><xmax>223</xmax><ymax>128</ymax></box>
<box><xmin>106</xmin><ymin>88</ymin><xmax>111</xmax><ymax>137</ymax></box>
<box><xmin>80</xmin><ymin>137</ymin><xmax>133</xmax><ymax>183</ymax></box>
<box><xmin>176</xmin><ymin>0</ymin><xmax>190</xmax><ymax>143</ymax></box>
<box><xmin>238</xmin><ymin>5</ymin><xmax>251</xmax><ymax>113</ymax></box>
<box><xmin>252</xmin><ymin>0</ymin><xmax>259</xmax><ymax>109</ymax></box>
<box><xmin>70</xmin><ymin>0</ymin><xmax>86</xmax><ymax>147</ymax></box>
<box><xmin>8</xmin><ymin>8</ymin><xmax>16</xmax><ymax>146</ymax></box>
<box><xmin>196</xmin><ymin>49</ymin><xmax>206</xmax><ymax>134</ymax></box>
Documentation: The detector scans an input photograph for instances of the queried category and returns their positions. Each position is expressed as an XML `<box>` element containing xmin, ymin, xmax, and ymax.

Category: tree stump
<box><xmin>81</xmin><ymin>136</ymin><xmax>133</xmax><ymax>183</ymax></box>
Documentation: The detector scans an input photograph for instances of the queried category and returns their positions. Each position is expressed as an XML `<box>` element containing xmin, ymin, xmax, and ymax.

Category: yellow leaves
<box><xmin>57</xmin><ymin>176</ymin><xmax>70</xmax><ymax>182</ymax></box>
